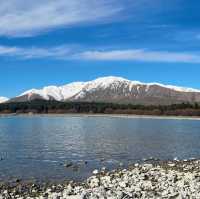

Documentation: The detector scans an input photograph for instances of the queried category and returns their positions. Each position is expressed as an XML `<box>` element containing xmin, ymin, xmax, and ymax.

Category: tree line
<box><xmin>0</xmin><ymin>100</ymin><xmax>200</xmax><ymax>116</ymax></box>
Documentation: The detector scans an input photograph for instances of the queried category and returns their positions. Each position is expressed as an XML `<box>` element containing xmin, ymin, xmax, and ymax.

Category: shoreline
<box><xmin>1</xmin><ymin>159</ymin><xmax>200</xmax><ymax>198</ymax></box>
<box><xmin>1</xmin><ymin>113</ymin><xmax>200</xmax><ymax>121</ymax></box>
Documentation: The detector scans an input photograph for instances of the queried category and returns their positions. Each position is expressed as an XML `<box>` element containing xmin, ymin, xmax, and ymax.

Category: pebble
<box><xmin>92</xmin><ymin>169</ymin><xmax>99</xmax><ymax>175</ymax></box>
<box><xmin>168</xmin><ymin>163</ymin><xmax>176</xmax><ymax>167</ymax></box>
<box><xmin>1</xmin><ymin>160</ymin><xmax>200</xmax><ymax>198</ymax></box>
<box><xmin>64</xmin><ymin>162</ymin><xmax>73</xmax><ymax>168</ymax></box>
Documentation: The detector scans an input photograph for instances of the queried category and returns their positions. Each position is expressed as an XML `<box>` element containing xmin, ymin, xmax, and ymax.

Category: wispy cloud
<box><xmin>0</xmin><ymin>0</ymin><xmax>183</xmax><ymax>38</ymax></box>
<box><xmin>0</xmin><ymin>0</ymin><xmax>125</xmax><ymax>37</ymax></box>
<box><xmin>76</xmin><ymin>49</ymin><xmax>200</xmax><ymax>63</ymax></box>
<box><xmin>0</xmin><ymin>45</ymin><xmax>73</xmax><ymax>59</ymax></box>
<box><xmin>1</xmin><ymin>45</ymin><xmax>200</xmax><ymax>64</ymax></box>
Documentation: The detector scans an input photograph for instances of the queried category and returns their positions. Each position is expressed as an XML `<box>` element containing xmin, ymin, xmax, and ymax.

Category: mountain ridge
<box><xmin>0</xmin><ymin>97</ymin><xmax>9</xmax><ymax>104</ymax></box>
<box><xmin>4</xmin><ymin>76</ymin><xmax>200</xmax><ymax>105</ymax></box>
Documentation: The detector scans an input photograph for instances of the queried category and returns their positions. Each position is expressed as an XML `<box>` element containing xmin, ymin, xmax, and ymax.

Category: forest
<box><xmin>0</xmin><ymin>100</ymin><xmax>200</xmax><ymax>116</ymax></box>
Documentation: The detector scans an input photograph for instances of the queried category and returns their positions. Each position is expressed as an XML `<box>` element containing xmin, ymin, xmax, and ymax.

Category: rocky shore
<box><xmin>1</xmin><ymin>159</ymin><xmax>200</xmax><ymax>198</ymax></box>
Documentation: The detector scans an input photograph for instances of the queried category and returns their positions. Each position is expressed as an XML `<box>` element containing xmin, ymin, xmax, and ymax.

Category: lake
<box><xmin>0</xmin><ymin>115</ymin><xmax>200</xmax><ymax>182</ymax></box>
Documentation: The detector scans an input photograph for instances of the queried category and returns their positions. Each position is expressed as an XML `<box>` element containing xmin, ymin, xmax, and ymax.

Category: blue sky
<box><xmin>1</xmin><ymin>0</ymin><xmax>200</xmax><ymax>97</ymax></box>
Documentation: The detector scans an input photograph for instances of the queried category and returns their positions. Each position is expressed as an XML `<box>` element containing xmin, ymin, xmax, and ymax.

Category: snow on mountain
<box><xmin>13</xmin><ymin>76</ymin><xmax>200</xmax><ymax>104</ymax></box>
<box><xmin>0</xmin><ymin>97</ymin><xmax>9</xmax><ymax>103</ymax></box>
<box><xmin>73</xmin><ymin>76</ymin><xmax>139</xmax><ymax>99</ymax></box>
<box><xmin>19</xmin><ymin>82</ymin><xmax>86</xmax><ymax>101</ymax></box>
<box><xmin>80</xmin><ymin>76</ymin><xmax>200</xmax><ymax>93</ymax></box>
<box><xmin>79</xmin><ymin>76</ymin><xmax>141</xmax><ymax>91</ymax></box>
<box><xmin>18</xmin><ymin>76</ymin><xmax>144</xmax><ymax>101</ymax></box>
<box><xmin>60</xmin><ymin>82</ymin><xmax>86</xmax><ymax>100</ymax></box>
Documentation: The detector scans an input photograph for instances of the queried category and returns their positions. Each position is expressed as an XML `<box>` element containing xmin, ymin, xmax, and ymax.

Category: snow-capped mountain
<box><xmin>0</xmin><ymin>97</ymin><xmax>9</xmax><ymax>104</ymax></box>
<box><xmin>9</xmin><ymin>76</ymin><xmax>200</xmax><ymax>105</ymax></box>
<box><xmin>20</xmin><ymin>82</ymin><xmax>86</xmax><ymax>101</ymax></box>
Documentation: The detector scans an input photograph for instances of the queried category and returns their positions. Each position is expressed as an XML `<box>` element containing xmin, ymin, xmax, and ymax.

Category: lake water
<box><xmin>0</xmin><ymin>115</ymin><xmax>200</xmax><ymax>182</ymax></box>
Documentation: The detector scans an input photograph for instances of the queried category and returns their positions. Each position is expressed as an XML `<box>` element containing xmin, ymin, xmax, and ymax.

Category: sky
<box><xmin>1</xmin><ymin>0</ymin><xmax>200</xmax><ymax>98</ymax></box>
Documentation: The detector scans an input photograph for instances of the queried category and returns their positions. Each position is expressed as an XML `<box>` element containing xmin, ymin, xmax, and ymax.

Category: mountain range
<box><xmin>1</xmin><ymin>76</ymin><xmax>200</xmax><ymax>105</ymax></box>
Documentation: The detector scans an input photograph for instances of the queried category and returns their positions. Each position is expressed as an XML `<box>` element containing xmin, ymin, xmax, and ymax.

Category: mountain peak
<box><xmin>94</xmin><ymin>76</ymin><xmax>128</xmax><ymax>82</ymax></box>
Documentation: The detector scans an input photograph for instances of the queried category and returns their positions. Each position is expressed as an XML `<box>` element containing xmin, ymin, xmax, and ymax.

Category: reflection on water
<box><xmin>0</xmin><ymin>115</ymin><xmax>200</xmax><ymax>181</ymax></box>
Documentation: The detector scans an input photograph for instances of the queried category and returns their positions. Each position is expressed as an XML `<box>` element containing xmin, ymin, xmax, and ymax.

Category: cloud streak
<box><xmin>0</xmin><ymin>45</ymin><xmax>73</xmax><ymax>59</ymax></box>
<box><xmin>0</xmin><ymin>0</ymin><xmax>124</xmax><ymax>37</ymax></box>
<box><xmin>1</xmin><ymin>45</ymin><xmax>200</xmax><ymax>64</ymax></box>
<box><xmin>76</xmin><ymin>49</ymin><xmax>200</xmax><ymax>63</ymax></box>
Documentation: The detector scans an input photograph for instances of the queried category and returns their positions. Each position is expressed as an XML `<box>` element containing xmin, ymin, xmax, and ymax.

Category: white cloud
<box><xmin>0</xmin><ymin>0</ymin><xmax>124</xmax><ymax>37</ymax></box>
<box><xmin>1</xmin><ymin>45</ymin><xmax>200</xmax><ymax>64</ymax></box>
<box><xmin>0</xmin><ymin>45</ymin><xmax>72</xmax><ymax>59</ymax></box>
<box><xmin>75</xmin><ymin>49</ymin><xmax>200</xmax><ymax>63</ymax></box>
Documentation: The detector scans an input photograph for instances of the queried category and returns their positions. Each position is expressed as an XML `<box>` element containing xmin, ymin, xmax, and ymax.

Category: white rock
<box><xmin>92</xmin><ymin>169</ymin><xmax>99</xmax><ymax>175</ymax></box>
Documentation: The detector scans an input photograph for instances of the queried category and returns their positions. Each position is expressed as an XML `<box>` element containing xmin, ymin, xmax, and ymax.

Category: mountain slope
<box><xmin>9</xmin><ymin>76</ymin><xmax>200</xmax><ymax>105</ymax></box>
<box><xmin>11</xmin><ymin>82</ymin><xmax>86</xmax><ymax>102</ymax></box>
<box><xmin>0</xmin><ymin>97</ymin><xmax>9</xmax><ymax>104</ymax></box>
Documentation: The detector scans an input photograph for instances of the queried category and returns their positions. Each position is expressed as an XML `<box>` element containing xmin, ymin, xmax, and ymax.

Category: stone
<box><xmin>92</xmin><ymin>169</ymin><xmax>99</xmax><ymax>175</ymax></box>
<box><xmin>64</xmin><ymin>162</ymin><xmax>73</xmax><ymax>168</ymax></box>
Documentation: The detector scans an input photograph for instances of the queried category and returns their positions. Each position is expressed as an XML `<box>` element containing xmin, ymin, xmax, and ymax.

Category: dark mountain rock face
<box><xmin>9</xmin><ymin>94</ymin><xmax>45</xmax><ymax>103</ymax></box>
<box><xmin>71</xmin><ymin>83</ymin><xmax>200</xmax><ymax>105</ymax></box>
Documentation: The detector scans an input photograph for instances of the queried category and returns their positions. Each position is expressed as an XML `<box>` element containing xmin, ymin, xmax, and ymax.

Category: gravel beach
<box><xmin>1</xmin><ymin>159</ymin><xmax>200</xmax><ymax>198</ymax></box>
